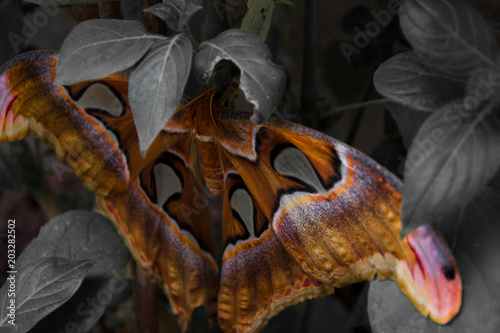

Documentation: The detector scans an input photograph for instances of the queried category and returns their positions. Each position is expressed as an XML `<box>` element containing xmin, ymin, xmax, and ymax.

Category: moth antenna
<box><xmin>177</xmin><ymin>88</ymin><xmax>219</xmax><ymax>113</ymax></box>
<box><xmin>209</xmin><ymin>91</ymin><xmax>221</xmax><ymax>135</ymax></box>
<box><xmin>219</xmin><ymin>82</ymin><xmax>240</xmax><ymax>107</ymax></box>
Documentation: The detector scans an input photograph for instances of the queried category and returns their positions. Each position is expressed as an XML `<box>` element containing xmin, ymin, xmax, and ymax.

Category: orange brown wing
<box><xmin>0</xmin><ymin>50</ymin><xmax>179</xmax><ymax>196</ymax></box>
<box><xmin>218</xmin><ymin>161</ymin><xmax>334</xmax><ymax>332</ymax></box>
<box><xmin>96</xmin><ymin>135</ymin><xmax>219</xmax><ymax>330</ymax></box>
<box><xmin>202</xmin><ymin>107</ymin><xmax>461</xmax><ymax>328</ymax></box>
<box><xmin>0</xmin><ymin>52</ymin><xmax>219</xmax><ymax>330</ymax></box>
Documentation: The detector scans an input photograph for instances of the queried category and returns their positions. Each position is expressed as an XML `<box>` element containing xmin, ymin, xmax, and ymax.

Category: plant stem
<box><xmin>142</xmin><ymin>0</ymin><xmax>166</xmax><ymax>35</ymax></box>
<box><xmin>33</xmin><ymin>141</ymin><xmax>60</xmax><ymax>219</ymax></box>
<box><xmin>37</xmin><ymin>181</ymin><xmax>61</xmax><ymax>219</ymax></box>
<box><xmin>182</xmin><ymin>24</ymin><xmax>199</xmax><ymax>50</ymax></box>
<box><xmin>98</xmin><ymin>2</ymin><xmax>122</xmax><ymax>19</ymax></box>
<box><xmin>64</xmin><ymin>4</ymin><xmax>100</xmax><ymax>23</ymax></box>
<box><xmin>135</xmin><ymin>266</ymin><xmax>159</xmax><ymax>333</ymax></box>
<box><xmin>346</xmin><ymin>108</ymin><xmax>365</xmax><ymax>146</ymax></box>
<box><xmin>300</xmin><ymin>0</ymin><xmax>318</xmax><ymax>126</ymax></box>
<box><xmin>324</xmin><ymin>98</ymin><xmax>390</xmax><ymax>116</ymax></box>
<box><xmin>344</xmin><ymin>81</ymin><xmax>377</xmax><ymax>146</ymax></box>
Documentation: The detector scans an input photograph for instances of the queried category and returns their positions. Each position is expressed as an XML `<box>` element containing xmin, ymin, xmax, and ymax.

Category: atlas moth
<box><xmin>0</xmin><ymin>51</ymin><xmax>461</xmax><ymax>332</ymax></box>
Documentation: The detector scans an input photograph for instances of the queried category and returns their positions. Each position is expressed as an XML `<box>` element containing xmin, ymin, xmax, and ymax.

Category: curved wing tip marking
<box><xmin>403</xmin><ymin>225</ymin><xmax>462</xmax><ymax>324</ymax></box>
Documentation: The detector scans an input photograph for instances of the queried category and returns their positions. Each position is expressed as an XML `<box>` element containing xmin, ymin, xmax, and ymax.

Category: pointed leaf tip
<box><xmin>130</xmin><ymin>35</ymin><xmax>192</xmax><ymax>155</ymax></box>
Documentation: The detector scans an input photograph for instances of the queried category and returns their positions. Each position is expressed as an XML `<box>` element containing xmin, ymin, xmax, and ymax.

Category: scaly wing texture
<box><xmin>218</xmin><ymin>160</ymin><xmax>334</xmax><ymax>332</ymax></box>
<box><xmin>96</xmin><ymin>136</ymin><xmax>219</xmax><ymax>330</ymax></box>
<box><xmin>205</xmin><ymin>108</ymin><xmax>461</xmax><ymax>330</ymax></box>
<box><xmin>0</xmin><ymin>52</ymin><xmax>462</xmax><ymax>332</ymax></box>
<box><xmin>0</xmin><ymin>52</ymin><xmax>219</xmax><ymax>330</ymax></box>
<box><xmin>0</xmin><ymin>51</ymin><xmax>179</xmax><ymax>196</ymax></box>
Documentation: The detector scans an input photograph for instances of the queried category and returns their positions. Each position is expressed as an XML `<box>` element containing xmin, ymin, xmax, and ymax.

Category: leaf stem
<box><xmin>135</xmin><ymin>266</ymin><xmax>159</xmax><ymax>333</ymax></box>
<box><xmin>64</xmin><ymin>4</ymin><xmax>100</xmax><ymax>23</ymax></box>
<box><xmin>37</xmin><ymin>181</ymin><xmax>61</xmax><ymax>219</ymax></box>
<box><xmin>142</xmin><ymin>0</ymin><xmax>166</xmax><ymax>35</ymax></box>
<box><xmin>182</xmin><ymin>25</ymin><xmax>200</xmax><ymax>50</ymax></box>
<box><xmin>98</xmin><ymin>2</ymin><xmax>122</xmax><ymax>19</ymax></box>
<box><xmin>344</xmin><ymin>81</ymin><xmax>377</xmax><ymax>146</ymax></box>
<box><xmin>324</xmin><ymin>98</ymin><xmax>390</xmax><ymax>116</ymax></box>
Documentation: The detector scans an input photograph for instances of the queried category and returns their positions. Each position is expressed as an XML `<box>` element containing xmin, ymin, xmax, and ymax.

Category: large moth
<box><xmin>0</xmin><ymin>51</ymin><xmax>461</xmax><ymax>332</ymax></box>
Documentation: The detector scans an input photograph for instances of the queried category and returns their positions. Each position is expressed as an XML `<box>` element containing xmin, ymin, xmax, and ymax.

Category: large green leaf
<box><xmin>401</xmin><ymin>94</ymin><xmax>500</xmax><ymax>234</ymax></box>
<box><xmin>194</xmin><ymin>29</ymin><xmax>285</xmax><ymax>123</ymax></box>
<box><xmin>144</xmin><ymin>0</ymin><xmax>202</xmax><ymax>32</ymax></box>
<box><xmin>400</xmin><ymin>0</ymin><xmax>499</xmax><ymax>75</ymax></box>
<box><xmin>55</xmin><ymin>19</ymin><xmax>162</xmax><ymax>85</ymax></box>
<box><xmin>0</xmin><ymin>257</ymin><xmax>93</xmax><ymax>332</ymax></box>
<box><xmin>129</xmin><ymin>35</ymin><xmax>192</xmax><ymax>156</ymax></box>
<box><xmin>368</xmin><ymin>176</ymin><xmax>500</xmax><ymax>332</ymax></box>
<box><xmin>374</xmin><ymin>52</ymin><xmax>466</xmax><ymax>111</ymax></box>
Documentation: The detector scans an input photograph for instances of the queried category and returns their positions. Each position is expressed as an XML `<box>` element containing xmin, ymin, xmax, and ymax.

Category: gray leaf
<box><xmin>400</xmin><ymin>0</ymin><xmax>500</xmax><ymax>75</ymax></box>
<box><xmin>374</xmin><ymin>52</ymin><xmax>466</xmax><ymax>111</ymax></box>
<box><xmin>0</xmin><ymin>257</ymin><xmax>93</xmax><ymax>332</ymax></box>
<box><xmin>9</xmin><ymin>211</ymin><xmax>130</xmax><ymax>333</ymax></box>
<box><xmin>385</xmin><ymin>102</ymin><xmax>432</xmax><ymax>148</ymax></box>
<box><xmin>55</xmin><ymin>19</ymin><xmax>162</xmax><ymax>85</ymax></box>
<box><xmin>402</xmin><ymin>97</ymin><xmax>500</xmax><ymax>235</ymax></box>
<box><xmin>16</xmin><ymin>211</ymin><xmax>129</xmax><ymax>269</ymax></box>
<box><xmin>194</xmin><ymin>29</ymin><xmax>285</xmax><ymax>123</ymax></box>
<box><xmin>129</xmin><ymin>35</ymin><xmax>192</xmax><ymax>156</ymax></box>
<box><xmin>144</xmin><ymin>0</ymin><xmax>202</xmax><ymax>32</ymax></box>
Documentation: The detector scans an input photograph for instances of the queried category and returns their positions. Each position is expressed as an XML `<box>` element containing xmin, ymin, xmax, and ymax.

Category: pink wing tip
<box><xmin>0</xmin><ymin>75</ymin><xmax>13</xmax><ymax>132</ymax></box>
<box><xmin>404</xmin><ymin>225</ymin><xmax>462</xmax><ymax>324</ymax></box>
<box><xmin>0</xmin><ymin>73</ymin><xmax>28</xmax><ymax>141</ymax></box>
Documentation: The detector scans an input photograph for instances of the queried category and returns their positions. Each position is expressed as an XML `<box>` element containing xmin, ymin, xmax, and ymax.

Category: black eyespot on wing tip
<box><xmin>443</xmin><ymin>265</ymin><xmax>456</xmax><ymax>281</ymax></box>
